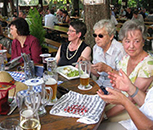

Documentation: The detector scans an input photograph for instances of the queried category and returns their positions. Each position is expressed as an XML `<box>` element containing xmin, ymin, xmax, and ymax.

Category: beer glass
<box><xmin>78</xmin><ymin>61</ymin><xmax>91</xmax><ymax>89</ymax></box>
<box><xmin>43</xmin><ymin>71</ymin><xmax>57</xmax><ymax>104</ymax></box>
<box><xmin>20</xmin><ymin>108</ymin><xmax>41</xmax><ymax>130</ymax></box>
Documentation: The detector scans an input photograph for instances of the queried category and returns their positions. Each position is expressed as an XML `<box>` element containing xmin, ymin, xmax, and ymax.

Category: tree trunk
<box><xmin>2</xmin><ymin>0</ymin><xmax>8</xmax><ymax>16</ymax></box>
<box><xmin>72</xmin><ymin>0</ymin><xmax>79</xmax><ymax>15</ymax></box>
<box><xmin>39</xmin><ymin>0</ymin><xmax>43</xmax><ymax>9</ymax></box>
<box><xmin>84</xmin><ymin>1</ymin><xmax>110</xmax><ymax>47</ymax></box>
<box><xmin>9</xmin><ymin>0</ymin><xmax>15</xmax><ymax>15</ymax></box>
<box><xmin>66</xmin><ymin>0</ymin><xmax>69</xmax><ymax>12</ymax></box>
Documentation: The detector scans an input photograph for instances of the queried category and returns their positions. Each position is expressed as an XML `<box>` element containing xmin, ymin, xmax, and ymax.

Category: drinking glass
<box><xmin>39</xmin><ymin>53</ymin><xmax>51</xmax><ymax>71</ymax></box>
<box><xmin>20</xmin><ymin>108</ymin><xmax>41</xmax><ymax>130</ymax></box>
<box><xmin>43</xmin><ymin>70</ymin><xmax>57</xmax><ymax>104</ymax></box>
<box><xmin>0</xmin><ymin>118</ymin><xmax>20</xmax><ymax>130</ymax></box>
<box><xmin>24</xmin><ymin>60</ymin><xmax>35</xmax><ymax>80</ymax></box>
<box><xmin>24</xmin><ymin>78</ymin><xmax>52</xmax><ymax>115</ymax></box>
<box><xmin>16</xmin><ymin>89</ymin><xmax>41</xmax><ymax>114</ymax></box>
<box><xmin>78</xmin><ymin>61</ymin><xmax>91</xmax><ymax>89</ymax></box>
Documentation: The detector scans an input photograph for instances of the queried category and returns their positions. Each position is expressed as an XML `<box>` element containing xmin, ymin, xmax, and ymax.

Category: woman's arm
<box><xmin>80</xmin><ymin>46</ymin><xmax>91</xmax><ymax>61</ymax></box>
<box><xmin>134</xmin><ymin>76</ymin><xmax>153</xmax><ymax>91</ymax></box>
<box><xmin>30</xmin><ymin>39</ymin><xmax>42</xmax><ymax>63</ymax></box>
<box><xmin>55</xmin><ymin>45</ymin><xmax>61</xmax><ymax>64</ymax></box>
<box><xmin>97</xmin><ymin>88</ymin><xmax>153</xmax><ymax>130</ymax></box>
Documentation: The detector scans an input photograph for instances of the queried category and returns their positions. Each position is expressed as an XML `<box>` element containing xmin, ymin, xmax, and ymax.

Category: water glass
<box><xmin>0</xmin><ymin>118</ymin><xmax>20</xmax><ymax>130</ymax></box>
<box><xmin>0</xmin><ymin>54</ymin><xmax>5</xmax><ymax>71</ymax></box>
<box><xmin>24</xmin><ymin>60</ymin><xmax>35</xmax><ymax>80</ymax></box>
<box><xmin>39</xmin><ymin>53</ymin><xmax>51</xmax><ymax>71</ymax></box>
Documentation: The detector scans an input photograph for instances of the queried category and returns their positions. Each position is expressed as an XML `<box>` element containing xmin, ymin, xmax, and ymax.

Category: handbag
<box><xmin>0</xmin><ymin>82</ymin><xmax>16</xmax><ymax>115</ymax></box>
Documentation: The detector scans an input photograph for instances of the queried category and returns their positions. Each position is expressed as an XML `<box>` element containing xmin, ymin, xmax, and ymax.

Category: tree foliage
<box><xmin>27</xmin><ymin>8</ymin><xmax>46</xmax><ymax>47</ymax></box>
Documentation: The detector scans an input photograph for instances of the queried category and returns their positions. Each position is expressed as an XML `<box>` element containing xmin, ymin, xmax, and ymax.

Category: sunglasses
<box><xmin>93</xmin><ymin>33</ymin><xmax>106</xmax><ymax>38</ymax></box>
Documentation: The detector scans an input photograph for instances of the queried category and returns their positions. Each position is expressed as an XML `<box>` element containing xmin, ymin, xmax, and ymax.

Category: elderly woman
<box><xmin>55</xmin><ymin>20</ymin><xmax>91</xmax><ymax>66</ymax></box>
<box><xmin>9</xmin><ymin>17</ymin><xmax>42</xmax><ymax>63</ymax></box>
<box><xmin>78</xmin><ymin>19</ymin><xmax>126</xmax><ymax>88</ymax></box>
<box><xmin>104</xmin><ymin>20</ymin><xmax>153</xmax><ymax>120</ymax></box>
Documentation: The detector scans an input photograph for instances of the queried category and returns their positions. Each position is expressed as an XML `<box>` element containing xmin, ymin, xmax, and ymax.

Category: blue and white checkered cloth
<box><xmin>7</xmin><ymin>71</ymin><xmax>63</xmax><ymax>94</ymax></box>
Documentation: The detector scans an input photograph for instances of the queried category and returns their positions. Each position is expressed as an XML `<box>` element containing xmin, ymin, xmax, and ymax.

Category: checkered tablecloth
<box><xmin>7</xmin><ymin>71</ymin><xmax>63</xmax><ymax>93</ymax></box>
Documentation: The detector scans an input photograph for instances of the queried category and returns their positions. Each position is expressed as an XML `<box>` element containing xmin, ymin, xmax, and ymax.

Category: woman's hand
<box><xmin>97</xmin><ymin>88</ymin><xmax>127</xmax><ymax>105</ymax></box>
<box><xmin>108</xmin><ymin>69</ymin><xmax>136</xmax><ymax>94</ymax></box>
<box><xmin>77</xmin><ymin>56</ymin><xmax>88</xmax><ymax>62</ymax></box>
<box><xmin>91</xmin><ymin>62</ymin><xmax>108</xmax><ymax>72</ymax></box>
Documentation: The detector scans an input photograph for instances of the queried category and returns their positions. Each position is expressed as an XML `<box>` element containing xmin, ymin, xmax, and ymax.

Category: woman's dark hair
<box><xmin>70</xmin><ymin>20</ymin><xmax>87</xmax><ymax>39</ymax></box>
<box><xmin>9</xmin><ymin>17</ymin><xmax>30</xmax><ymax>36</ymax></box>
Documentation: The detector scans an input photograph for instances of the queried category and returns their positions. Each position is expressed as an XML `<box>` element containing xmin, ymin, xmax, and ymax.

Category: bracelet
<box><xmin>130</xmin><ymin>87</ymin><xmax>139</xmax><ymax>98</ymax></box>
<box><xmin>103</xmin><ymin>113</ymin><xmax>108</xmax><ymax>120</ymax></box>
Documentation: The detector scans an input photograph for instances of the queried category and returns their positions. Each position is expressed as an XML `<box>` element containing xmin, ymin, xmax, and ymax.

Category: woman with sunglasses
<box><xmin>55</xmin><ymin>20</ymin><xmax>91</xmax><ymax>66</ymax></box>
<box><xmin>88</xmin><ymin>19</ymin><xmax>126</xmax><ymax>88</ymax></box>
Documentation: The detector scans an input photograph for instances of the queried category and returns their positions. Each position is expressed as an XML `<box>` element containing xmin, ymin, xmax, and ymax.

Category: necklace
<box><xmin>66</xmin><ymin>41</ymin><xmax>82</xmax><ymax>60</ymax></box>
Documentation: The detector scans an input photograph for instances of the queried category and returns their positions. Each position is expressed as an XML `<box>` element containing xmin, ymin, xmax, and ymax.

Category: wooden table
<box><xmin>0</xmin><ymin>75</ymin><xmax>104</xmax><ymax>130</ymax></box>
<box><xmin>44</xmin><ymin>26</ymin><xmax>68</xmax><ymax>34</ymax></box>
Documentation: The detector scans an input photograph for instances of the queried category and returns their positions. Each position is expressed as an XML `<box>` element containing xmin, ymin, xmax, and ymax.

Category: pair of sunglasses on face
<box><xmin>93</xmin><ymin>33</ymin><xmax>107</xmax><ymax>38</ymax></box>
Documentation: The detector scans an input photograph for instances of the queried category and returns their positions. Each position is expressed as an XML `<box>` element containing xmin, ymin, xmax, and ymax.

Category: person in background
<box><xmin>110</xmin><ymin>11</ymin><xmax>118</xmax><ymax>26</ymax></box>
<box><xmin>9</xmin><ymin>17</ymin><xmax>42</xmax><ymax>63</ymax></box>
<box><xmin>79</xmin><ymin>19</ymin><xmax>125</xmax><ymax>88</ymax></box>
<box><xmin>55</xmin><ymin>20</ymin><xmax>91</xmax><ymax>66</ymax></box>
<box><xmin>132</xmin><ymin>10</ymin><xmax>144</xmax><ymax>24</ymax></box>
<box><xmin>44</xmin><ymin>8</ymin><xmax>59</xmax><ymax>28</ymax></box>
<box><xmin>62</xmin><ymin>10</ymin><xmax>70</xmax><ymax>23</ymax></box>
<box><xmin>18</xmin><ymin>10</ymin><xmax>26</xmax><ymax>19</ymax></box>
<box><xmin>125</xmin><ymin>7</ymin><xmax>133</xmax><ymax>19</ymax></box>
<box><xmin>56</xmin><ymin>9</ymin><xmax>63</xmax><ymax>22</ymax></box>
<box><xmin>97</xmin><ymin>69</ymin><xmax>153</xmax><ymax>130</ymax></box>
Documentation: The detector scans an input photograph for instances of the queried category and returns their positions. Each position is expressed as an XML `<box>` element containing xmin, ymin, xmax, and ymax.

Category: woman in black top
<box><xmin>56</xmin><ymin>20</ymin><xmax>91</xmax><ymax>66</ymax></box>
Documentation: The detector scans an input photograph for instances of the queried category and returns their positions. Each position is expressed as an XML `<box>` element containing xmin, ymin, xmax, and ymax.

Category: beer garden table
<box><xmin>0</xmin><ymin>66</ymin><xmax>105</xmax><ymax>130</ymax></box>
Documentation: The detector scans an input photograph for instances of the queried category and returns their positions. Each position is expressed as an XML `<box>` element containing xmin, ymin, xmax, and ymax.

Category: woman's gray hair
<box><xmin>119</xmin><ymin>20</ymin><xmax>147</xmax><ymax>41</ymax></box>
<box><xmin>93</xmin><ymin>19</ymin><xmax>116</xmax><ymax>36</ymax></box>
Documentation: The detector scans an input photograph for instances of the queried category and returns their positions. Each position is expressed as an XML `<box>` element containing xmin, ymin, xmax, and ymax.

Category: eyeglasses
<box><xmin>93</xmin><ymin>33</ymin><xmax>107</xmax><ymax>38</ymax></box>
<box><xmin>68</xmin><ymin>29</ymin><xmax>76</xmax><ymax>33</ymax></box>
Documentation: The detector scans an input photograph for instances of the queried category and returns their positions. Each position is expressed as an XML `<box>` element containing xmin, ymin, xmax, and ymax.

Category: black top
<box><xmin>58</xmin><ymin>41</ymin><xmax>88</xmax><ymax>66</ymax></box>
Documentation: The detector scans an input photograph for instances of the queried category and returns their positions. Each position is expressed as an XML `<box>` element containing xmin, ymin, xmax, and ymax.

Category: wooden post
<box><xmin>84</xmin><ymin>1</ymin><xmax>110</xmax><ymax>47</ymax></box>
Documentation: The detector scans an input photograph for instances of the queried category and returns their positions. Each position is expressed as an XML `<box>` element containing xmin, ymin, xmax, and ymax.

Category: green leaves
<box><xmin>27</xmin><ymin>8</ymin><xmax>46</xmax><ymax>47</ymax></box>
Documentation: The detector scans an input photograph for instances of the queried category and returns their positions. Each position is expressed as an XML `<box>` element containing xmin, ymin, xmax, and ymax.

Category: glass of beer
<box><xmin>43</xmin><ymin>57</ymin><xmax>58</xmax><ymax>103</ymax></box>
<box><xmin>78</xmin><ymin>61</ymin><xmax>91</xmax><ymax>89</ymax></box>
<box><xmin>20</xmin><ymin>108</ymin><xmax>41</xmax><ymax>130</ymax></box>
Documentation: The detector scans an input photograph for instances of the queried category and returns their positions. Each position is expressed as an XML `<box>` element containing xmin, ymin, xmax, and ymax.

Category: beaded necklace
<box><xmin>66</xmin><ymin>41</ymin><xmax>82</xmax><ymax>60</ymax></box>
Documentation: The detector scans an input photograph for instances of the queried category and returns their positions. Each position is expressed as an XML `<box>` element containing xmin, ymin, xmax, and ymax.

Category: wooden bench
<box><xmin>44</xmin><ymin>38</ymin><xmax>62</xmax><ymax>48</ymax></box>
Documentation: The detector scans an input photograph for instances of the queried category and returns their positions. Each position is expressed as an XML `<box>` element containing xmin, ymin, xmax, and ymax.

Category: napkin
<box><xmin>50</xmin><ymin>91</ymin><xmax>106</xmax><ymax>124</ymax></box>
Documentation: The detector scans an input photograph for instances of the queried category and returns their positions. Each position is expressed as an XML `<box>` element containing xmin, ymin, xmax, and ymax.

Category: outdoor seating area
<box><xmin>0</xmin><ymin>0</ymin><xmax>153</xmax><ymax>130</ymax></box>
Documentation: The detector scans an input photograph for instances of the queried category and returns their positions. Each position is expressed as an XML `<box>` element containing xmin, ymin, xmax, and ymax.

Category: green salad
<box><xmin>62</xmin><ymin>67</ymin><xmax>79</xmax><ymax>77</ymax></box>
<box><xmin>67</xmin><ymin>70</ymin><xmax>79</xmax><ymax>77</ymax></box>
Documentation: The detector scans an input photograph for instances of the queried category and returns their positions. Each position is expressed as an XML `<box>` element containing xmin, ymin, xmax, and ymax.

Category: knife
<box><xmin>7</xmin><ymin>102</ymin><xmax>18</xmax><ymax>115</ymax></box>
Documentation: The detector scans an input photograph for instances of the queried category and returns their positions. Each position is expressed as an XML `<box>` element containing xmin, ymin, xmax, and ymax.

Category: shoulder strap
<box><xmin>0</xmin><ymin>82</ymin><xmax>16</xmax><ymax>91</ymax></box>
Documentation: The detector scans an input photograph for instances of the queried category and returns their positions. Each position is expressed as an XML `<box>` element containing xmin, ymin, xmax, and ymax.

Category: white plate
<box><xmin>40</xmin><ymin>53</ymin><xmax>51</xmax><ymax>57</ymax></box>
<box><xmin>0</xmin><ymin>50</ymin><xmax>7</xmax><ymax>53</ymax></box>
<box><xmin>57</xmin><ymin>65</ymin><xmax>79</xmax><ymax>80</ymax></box>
